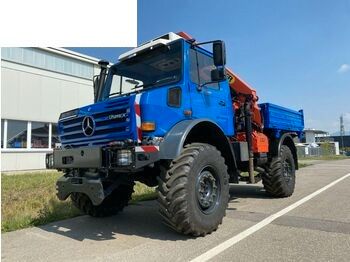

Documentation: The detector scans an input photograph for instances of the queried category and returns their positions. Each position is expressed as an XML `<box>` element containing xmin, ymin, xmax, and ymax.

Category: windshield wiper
<box><xmin>133</xmin><ymin>75</ymin><xmax>177</xmax><ymax>89</ymax></box>
<box><xmin>125</xmin><ymin>79</ymin><xmax>141</xmax><ymax>85</ymax></box>
<box><xmin>108</xmin><ymin>79</ymin><xmax>141</xmax><ymax>97</ymax></box>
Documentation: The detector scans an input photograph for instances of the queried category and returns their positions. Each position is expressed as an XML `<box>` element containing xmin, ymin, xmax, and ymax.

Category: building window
<box><xmin>51</xmin><ymin>123</ymin><xmax>60</xmax><ymax>148</ymax></box>
<box><xmin>1</xmin><ymin>119</ymin><xmax>4</xmax><ymax>148</ymax></box>
<box><xmin>1</xmin><ymin>119</ymin><xmax>61</xmax><ymax>150</ymax></box>
<box><xmin>31</xmin><ymin>122</ymin><xmax>49</xmax><ymax>148</ymax></box>
<box><xmin>7</xmin><ymin>120</ymin><xmax>27</xmax><ymax>148</ymax></box>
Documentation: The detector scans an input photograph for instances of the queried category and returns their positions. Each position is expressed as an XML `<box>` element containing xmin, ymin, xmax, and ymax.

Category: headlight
<box><xmin>117</xmin><ymin>150</ymin><xmax>132</xmax><ymax>166</ymax></box>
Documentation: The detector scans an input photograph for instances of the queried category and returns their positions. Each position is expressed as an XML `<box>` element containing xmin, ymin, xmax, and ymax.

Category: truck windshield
<box><xmin>101</xmin><ymin>40</ymin><xmax>182</xmax><ymax>100</ymax></box>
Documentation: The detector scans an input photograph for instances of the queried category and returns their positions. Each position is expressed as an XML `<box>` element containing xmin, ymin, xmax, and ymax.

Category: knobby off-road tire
<box><xmin>157</xmin><ymin>143</ymin><xmax>230</xmax><ymax>236</ymax></box>
<box><xmin>262</xmin><ymin>145</ymin><xmax>296</xmax><ymax>197</ymax></box>
<box><xmin>70</xmin><ymin>183</ymin><xmax>134</xmax><ymax>217</ymax></box>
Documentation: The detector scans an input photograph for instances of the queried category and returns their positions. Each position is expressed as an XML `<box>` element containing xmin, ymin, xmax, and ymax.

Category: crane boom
<box><xmin>226</xmin><ymin>68</ymin><xmax>263</xmax><ymax>129</ymax></box>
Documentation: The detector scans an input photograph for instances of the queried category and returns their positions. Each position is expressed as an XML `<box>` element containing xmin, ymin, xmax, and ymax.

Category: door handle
<box><xmin>218</xmin><ymin>100</ymin><xmax>226</xmax><ymax>106</ymax></box>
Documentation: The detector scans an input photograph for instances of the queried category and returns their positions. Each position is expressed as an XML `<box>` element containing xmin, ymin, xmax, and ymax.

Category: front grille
<box><xmin>59</xmin><ymin>96</ymin><xmax>136</xmax><ymax>147</ymax></box>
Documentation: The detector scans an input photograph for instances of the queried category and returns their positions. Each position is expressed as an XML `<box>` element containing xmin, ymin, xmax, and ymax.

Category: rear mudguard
<box><xmin>269</xmin><ymin>133</ymin><xmax>298</xmax><ymax>169</ymax></box>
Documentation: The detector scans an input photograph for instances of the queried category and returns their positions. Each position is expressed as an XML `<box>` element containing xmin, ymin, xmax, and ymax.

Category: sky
<box><xmin>69</xmin><ymin>0</ymin><xmax>350</xmax><ymax>134</ymax></box>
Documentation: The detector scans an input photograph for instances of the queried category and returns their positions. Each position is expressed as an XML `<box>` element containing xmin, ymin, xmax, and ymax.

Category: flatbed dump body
<box><xmin>259</xmin><ymin>103</ymin><xmax>304</xmax><ymax>134</ymax></box>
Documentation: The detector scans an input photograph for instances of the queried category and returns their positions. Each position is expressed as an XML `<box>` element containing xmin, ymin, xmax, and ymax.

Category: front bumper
<box><xmin>46</xmin><ymin>145</ymin><xmax>160</xmax><ymax>171</ymax></box>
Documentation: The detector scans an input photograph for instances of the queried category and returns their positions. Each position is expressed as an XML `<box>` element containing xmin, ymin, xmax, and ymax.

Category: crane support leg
<box><xmin>244</xmin><ymin>100</ymin><xmax>255</xmax><ymax>183</ymax></box>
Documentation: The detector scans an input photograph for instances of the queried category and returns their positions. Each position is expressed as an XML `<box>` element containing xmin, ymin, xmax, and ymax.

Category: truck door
<box><xmin>188</xmin><ymin>47</ymin><xmax>233</xmax><ymax>135</ymax></box>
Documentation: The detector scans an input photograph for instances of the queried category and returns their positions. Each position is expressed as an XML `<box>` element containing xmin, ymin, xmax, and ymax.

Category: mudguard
<box><xmin>159</xmin><ymin>119</ymin><xmax>229</xmax><ymax>159</ymax></box>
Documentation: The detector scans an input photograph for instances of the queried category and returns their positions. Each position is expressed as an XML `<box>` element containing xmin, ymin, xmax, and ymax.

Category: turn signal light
<box><xmin>141</xmin><ymin>122</ymin><xmax>156</xmax><ymax>131</ymax></box>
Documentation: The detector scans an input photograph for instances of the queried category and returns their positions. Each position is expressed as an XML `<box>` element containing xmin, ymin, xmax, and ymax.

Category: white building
<box><xmin>1</xmin><ymin>47</ymin><xmax>102</xmax><ymax>171</ymax></box>
<box><xmin>304</xmin><ymin>129</ymin><xmax>329</xmax><ymax>143</ymax></box>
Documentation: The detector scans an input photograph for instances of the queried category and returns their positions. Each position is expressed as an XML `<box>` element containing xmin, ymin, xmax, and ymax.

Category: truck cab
<box><xmin>58</xmin><ymin>33</ymin><xmax>233</xmax><ymax>150</ymax></box>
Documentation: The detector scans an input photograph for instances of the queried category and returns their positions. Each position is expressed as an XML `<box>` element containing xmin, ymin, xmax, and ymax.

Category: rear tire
<box><xmin>157</xmin><ymin>143</ymin><xmax>229</xmax><ymax>236</ymax></box>
<box><xmin>262</xmin><ymin>145</ymin><xmax>296</xmax><ymax>197</ymax></box>
<box><xmin>70</xmin><ymin>183</ymin><xmax>134</xmax><ymax>217</ymax></box>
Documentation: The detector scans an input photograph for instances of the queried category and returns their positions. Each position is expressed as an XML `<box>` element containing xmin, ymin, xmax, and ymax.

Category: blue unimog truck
<box><xmin>47</xmin><ymin>32</ymin><xmax>304</xmax><ymax>236</ymax></box>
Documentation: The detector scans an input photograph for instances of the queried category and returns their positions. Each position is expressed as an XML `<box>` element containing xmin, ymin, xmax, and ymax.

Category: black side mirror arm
<box><xmin>95</xmin><ymin>60</ymin><xmax>109</xmax><ymax>103</ymax></box>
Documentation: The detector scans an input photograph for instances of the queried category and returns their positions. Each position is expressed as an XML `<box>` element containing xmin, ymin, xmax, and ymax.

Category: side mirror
<box><xmin>211</xmin><ymin>68</ymin><xmax>225</xmax><ymax>82</ymax></box>
<box><xmin>213</xmin><ymin>41</ymin><xmax>226</xmax><ymax>67</ymax></box>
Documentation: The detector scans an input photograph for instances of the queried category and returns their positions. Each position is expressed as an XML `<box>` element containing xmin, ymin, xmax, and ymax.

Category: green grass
<box><xmin>1</xmin><ymin>171</ymin><xmax>157</xmax><ymax>233</ymax></box>
<box><xmin>298</xmin><ymin>155</ymin><xmax>350</xmax><ymax>168</ymax></box>
<box><xmin>299</xmin><ymin>155</ymin><xmax>349</xmax><ymax>161</ymax></box>
<box><xmin>130</xmin><ymin>182</ymin><xmax>158</xmax><ymax>203</ymax></box>
<box><xmin>298</xmin><ymin>162</ymin><xmax>312</xmax><ymax>168</ymax></box>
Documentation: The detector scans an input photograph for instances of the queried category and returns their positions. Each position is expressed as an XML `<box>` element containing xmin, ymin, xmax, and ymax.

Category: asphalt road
<box><xmin>2</xmin><ymin>159</ymin><xmax>350</xmax><ymax>262</ymax></box>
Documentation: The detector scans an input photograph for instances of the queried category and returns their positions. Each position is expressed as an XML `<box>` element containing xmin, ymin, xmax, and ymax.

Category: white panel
<box><xmin>40</xmin><ymin>77</ymin><xmax>62</xmax><ymax>121</ymax></box>
<box><xmin>93</xmin><ymin>65</ymin><xmax>101</xmax><ymax>76</ymax></box>
<box><xmin>77</xmin><ymin>83</ymin><xmax>94</xmax><ymax>106</ymax></box>
<box><xmin>334</xmin><ymin>142</ymin><xmax>340</xmax><ymax>155</ymax></box>
<box><xmin>19</xmin><ymin>72</ymin><xmax>42</xmax><ymax>120</ymax></box>
<box><xmin>1</xmin><ymin>153</ymin><xmax>18</xmax><ymax>171</ymax></box>
<box><xmin>1</xmin><ymin>152</ymin><xmax>47</xmax><ymax>171</ymax></box>
<box><xmin>59</xmin><ymin>81</ymin><xmax>80</xmax><ymax>113</ymax></box>
<box><xmin>1</xmin><ymin>67</ymin><xmax>20</xmax><ymax>118</ymax></box>
<box><xmin>1</xmin><ymin>61</ymin><xmax>94</xmax><ymax>123</ymax></box>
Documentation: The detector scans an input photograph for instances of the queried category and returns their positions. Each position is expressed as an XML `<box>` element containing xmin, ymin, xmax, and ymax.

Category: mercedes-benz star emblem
<box><xmin>82</xmin><ymin>116</ymin><xmax>95</xmax><ymax>136</ymax></box>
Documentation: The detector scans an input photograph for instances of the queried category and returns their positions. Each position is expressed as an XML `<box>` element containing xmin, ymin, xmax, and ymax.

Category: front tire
<box><xmin>157</xmin><ymin>143</ymin><xmax>229</xmax><ymax>236</ymax></box>
<box><xmin>262</xmin><ymin>145</ymin><xmax>296</xmax><ymax>197</ymax></box>
<box><xmin>70</xmin><ymin>183</ymin><xmax>134</xmax><ymax>217</ymax></box>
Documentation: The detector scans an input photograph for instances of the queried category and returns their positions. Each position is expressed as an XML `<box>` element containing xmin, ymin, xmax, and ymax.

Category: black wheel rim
<box><xmin>196</xmin><ymin>165</ymin><xmax>221</xmax><ymax>214</ymax></box>
<box><xmin>282</xmin><ymin>159</ymin><xmax>293</xmax><ymax>184</ymax></box>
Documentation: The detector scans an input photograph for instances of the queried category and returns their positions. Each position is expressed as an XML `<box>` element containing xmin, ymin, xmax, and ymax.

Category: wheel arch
<box><xmin>159</xmin><ymin>119</ymin><xmax>237</xmax><ymax>175</ymax></box>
